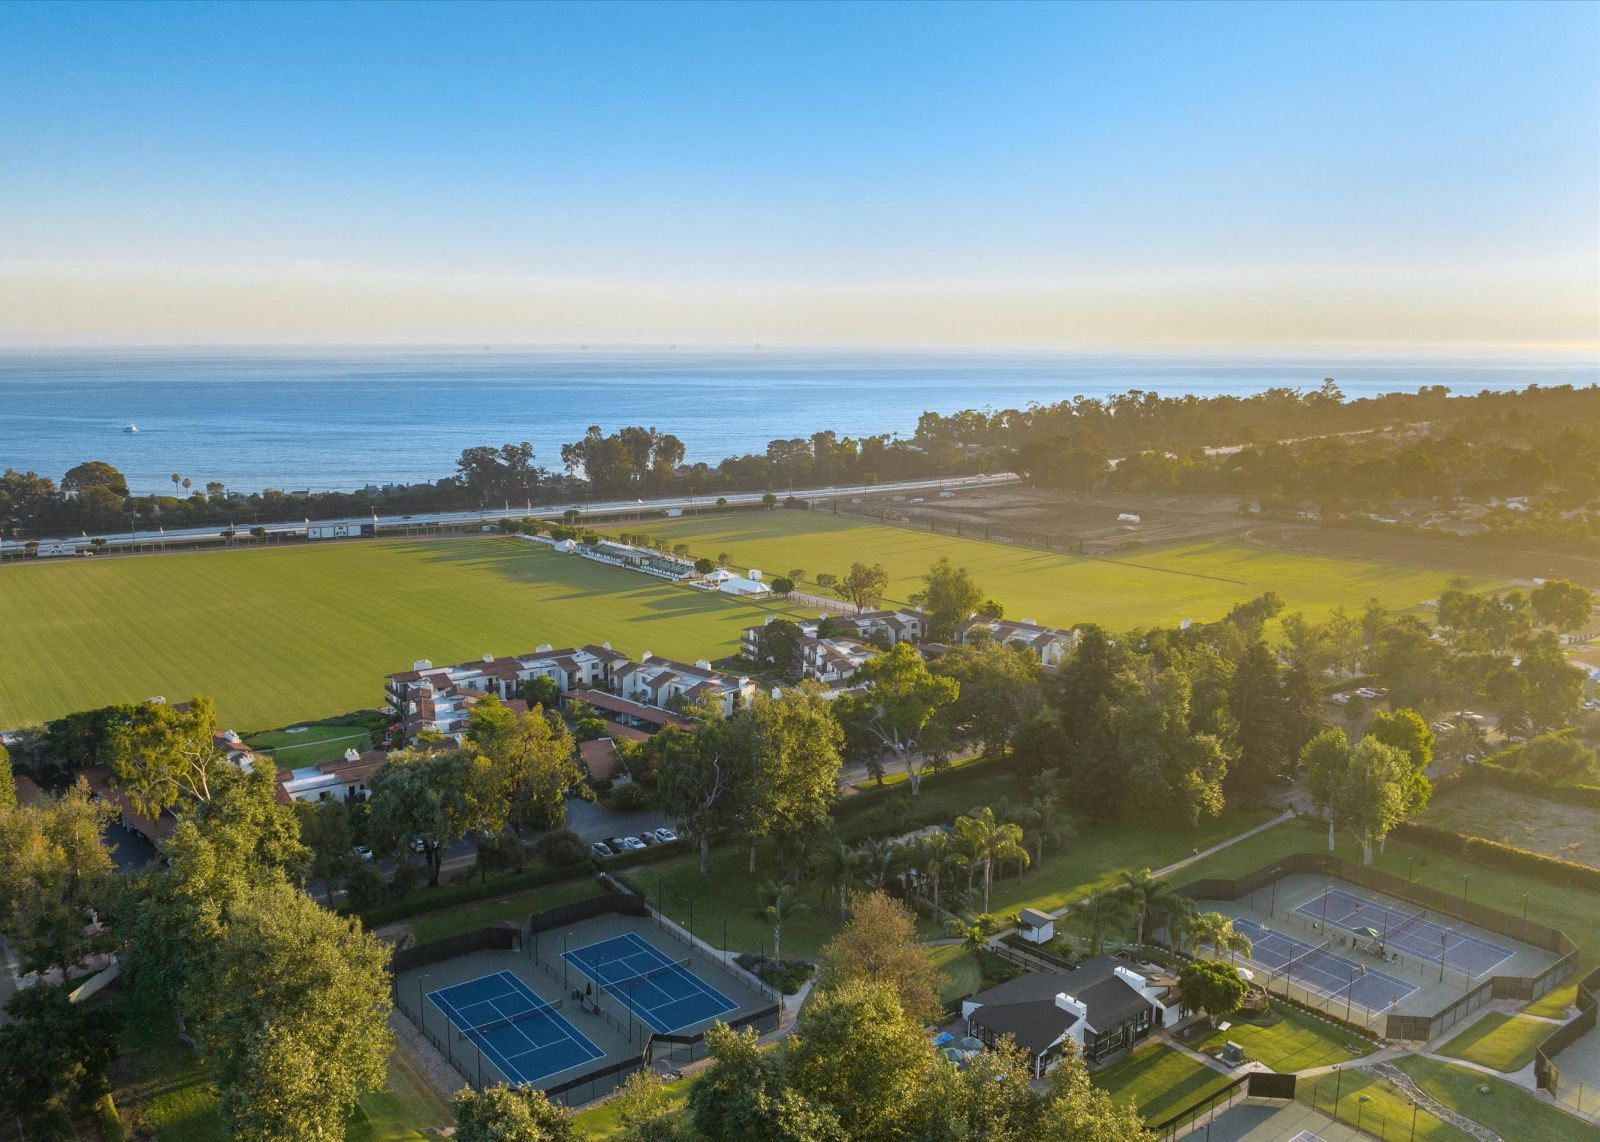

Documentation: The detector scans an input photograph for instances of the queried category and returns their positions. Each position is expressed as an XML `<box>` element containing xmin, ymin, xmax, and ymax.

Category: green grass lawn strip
<box><xmin>1396</xmin><ymin>1056</ymin><xmax>1600</xmax><ymax>1141</ymax></box>
<box><xmin>407</xmin><ymin>875</ymin><xmax>604</xmax><ymax>945</ymax></box>
<box><xmin>926</xmin><ymin>942</ymin><xmax>983</xmax><ymax>1003</ymax></box>
<box><xmin>1297</xmin><ymin>1067</ymin><xmax>1470</xmax><ymax>1141</ymax></box>
<box><xmin>1091</xmin><ymin>1042</ymin><xmax>1234</xmax><ymax>1121</ymax></box>
<box><xmin>1437</xmin><ymin>1012</ymin><xmax>1552</xmax><ymax>1073</ymax></box>
<box><xmin>1192</xmin><ymin>1004</ymin><xmax>1374</xmax><ymax>1072</ymax></box>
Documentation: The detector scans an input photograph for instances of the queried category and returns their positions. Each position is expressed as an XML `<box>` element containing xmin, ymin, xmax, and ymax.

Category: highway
<box><xmin>1</xmin><ymin>472</ymin><xmax>1018</xmax><ymax>556</ymax></box>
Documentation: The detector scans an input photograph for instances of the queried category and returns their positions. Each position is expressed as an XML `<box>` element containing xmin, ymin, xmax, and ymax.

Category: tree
<box><xmin>296</xmin><ymin>798</ymin><xmax>357</xmax><ymax>904</ymax></box>
<box><xmin>1531</xmin><ymin>578</ymin><xmax>1593</xmax><ymax>632</ymax></box>
<box><xmin>834</xmin><ymin>562</ymin><xmax>889</xmax><ymax>612</ymax></box>
<box><xmin>1342</xmin><ymin>738</ymin><xmax>1412</xmax><ymax>864</ymax></box>
<box><xmin>1179</xmin><ymin>911</ymin><xmax>1253</xmax><ymax>960</ymax></box>
<box><xmin>0</xmin><ymin>741</ymin><xmax>15</xmax><ymax>811</ymax></box>
<box><xmin>0</xmin><ymin>983</ymin><xmax>121</xmax><ymax>1141</ymax></box>
<box><xmin>1031</xmin><ymin>1042</ymin><xmax>1151</xmax><ymax>1140</ymax></box>
<box><xmin>759</xmin><ymin>880</ymin><xmax>808</xmax><ymax>967</ymax></box>
<box><xmin>610</xmin><ymin>1069</ymin><xmax>686</xmax><ymax>1141</ymax></box>
<box><xmin>453</xmin><ymin>1083</ymin><xmax>578</xmax><ymax>1142</ymax></box>
<box><xmin>909</xmin><ymin>1035</ymin><xmax>1044</xmax><ymax>1139</ymax></box>
<box><xmin>61</xmin><ymin>459</ymin><xmax>129</xmax><ymax>499</ymax></box>
<box><xmin>106</xmin><ymin>696</ymin><xmax>234</xmax><ymax>818</ymax></box>
<box><xmin>953</xmin><ymin>806</ymin><xmax>1029</xmax><ymax>913</ymax></box>
<box><xmin>520</xmin><ymin>673</ymin><xmax>562</xmax><ymax>710</ymax></box>
<box><xmin>1179</xmin><ymin>960</ymin><xmax>1248</xmax><ymax>1027</ymax></box>
<box><xmin>1301</xmin><ymin>728</ymin><xmax>1353</xmax><ymax>852</ymax></box>
<box><xmin>770</xmin><ymin>576</ymin><xmax>796</xmax><ymax>597</ymax></box>
<box><xmin>694</xmin><ymin>556</ymin><xmax>716</xmax><ymax>575</ymax></box>
<box><xmin>0</xmin><ymin>781</ymin><xmax>115</xmax><ymax>978</ymax></box>
<box><xmin>918</xmin><ymin>557</ymin><xmax>985</xmax><ymax>641</ymax></box>
<box><xmin>814</xmin><ymin>890</ymin><xmax>943</xmax><ymax>1025</ymax></box>
<box><xmin>368</xmin><ymin>748</ymin><xmax>493</xmax><ymax>886</ymax></box>
<box><xmin>657</xmin><ymin>721</ymin><xmax>749</xmax><ymax>875</ymax></box>
<box><xmin>1068</xmin><ymin>893</ymin><xmax>1132</xmax><ymax>956</ymax></box>
<box><xmin>841</xmin><ymin>643</ymin><xmax>958</xmax><ymax>794</ymax></box>
<box><xmin>468</xmin><ymin>700</ymin><xmax>581</xmax><ymax>831</ymax></box>
<box><xmin>1280</xmin><ymin>661</ymin><xmax>1326</xmax><ymax>760</ymax></box>
<box><xmin>194</xmin><ymin>879</ymin><xmax>393</xmax><ymax>1142</ymax></box>
<box><xmin>806</xmin><ymin>835</ymin><xmax>864</xmax><ymax>925</ymax></box>
<box><xmin>1227</xmin><ymin>642</ymin><xmax>1283</xmax><ymax>794</ymax></box>
<box><xmin>689</xmin><ymin>1024</ymin><xmax>844</xmax><ymax>1142</ymax></box>
<box><xmin>1367</xmin><ymin>708</ymin><xmax>1435</xmax><ymax>823</ymax></box>
<box><xmin>932</xmin><ymin>640</ymin><xmax>1041</xmax><ymax>758</ymax></box>
<box><xmin>739</xmin><ymin>686</ymin><xmax>843</xmax><ymax>870</ymax></box>
<box><xmin>785</xmin><ymin>979</ymin><xmax>933</xmax><ymax>1141</ymax></box>
<box><xmin>1115</xmin><ymin>867</ymin><xmax>1191</xmax><ymax>948</ymax></box>
<box><xmin>751</xmin><ymin>618</ymin><xmax>804</xmax><ymax>672</ymax></box>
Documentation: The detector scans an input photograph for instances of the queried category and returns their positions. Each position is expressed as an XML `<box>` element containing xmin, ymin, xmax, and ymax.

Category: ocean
<box><xmin>1</xmin><ymin>347</ymin><xmax>1594</xmax><ymax>495</ymax></box>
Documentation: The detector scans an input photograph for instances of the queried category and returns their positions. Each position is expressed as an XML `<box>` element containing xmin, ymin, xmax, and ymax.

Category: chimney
<box><xmin>1055</xmin><ymin>992</ymin><xmax>1087</xmax><ymax>1021</ymax></box>
<box><xmin>602</xmin><ymin>641</ymin><xmax>612</xmax><ymax>650</ymax></box>
<box><xmin>642</xmin><ymin>651</ymin><xmax>652</xmax><ymax>661</ymax></box>
<box><xmin>536</xmin><ymin>643</ymin><xmax>554</xmax><ymax>653</ymax></box>
<box><xmin>413</xmin><ymin>659</ymin><xmax>432</xmax><ymax>672</ymax></box>
<box><xmin>343</xmin><ymin>748</ymin><xmax>361</xmax><ymax>763</ymax></box>
<box><xmin>483</xmin><ymin>653</ymin><xmax>495</xmax><ymax>663</ymax></box>
<box><xmin>695</xmin><ymin>659</ymin><xmax>713</xmax><ymax>671</ymax></box>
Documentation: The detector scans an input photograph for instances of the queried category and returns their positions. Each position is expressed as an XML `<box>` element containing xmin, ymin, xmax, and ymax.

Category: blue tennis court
<box><xmin>428</xmin><ymin>971</ymin><xmax>604</xmax><ymax>1085</ymax></box>
<box><xmin>563</xmin><ymin>933</ymin><xmax>739</xmax><ymax>1034</ymax></box>
<box><xmin>1233</xmin><ymin>918</ymin><xmax>1417</xmax><ymax>1012</ymax></box>
<box><xmin>1293</xmin><ymin>888</ymin><xmax>1514</xmax><ymax>977</ymax></box>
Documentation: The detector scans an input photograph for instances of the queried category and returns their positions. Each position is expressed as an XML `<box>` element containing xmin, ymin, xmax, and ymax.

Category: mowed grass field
<box><xmin>648</xmin><ymin>510</ymin><xmax>1497</xmax><ymax>630</ymax></box>
<box><xmin>0</xmin><ymin>538</ymin><xmax>810</xmax><ymax>729</ymax></box>
<box><xmin>0</xmin><ymin>515</ymin><xmax>1493</xmax><ymax>731</ymax></box>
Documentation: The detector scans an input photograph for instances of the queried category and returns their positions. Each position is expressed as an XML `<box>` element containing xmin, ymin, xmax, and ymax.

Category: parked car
<box><xmin>1354</xmin><ymin>687</ymin><xmax>1379</xmax><ymax>699</ymax></box>
<box><xmin>1330</xmin><ymin>693</ymin><xmax>1351</xmax><ymax>705</ymax></box>
<box><xmin>638</xmin><ymin>831</ymin><xmax>660</xmax><ymax>846</ymax></box>
<box><xmin>352</xmin><ymin>844</ymin><xmax>373</xmax><ymax>861</ymax></box>
<box><xmin>589</xmin><ymin>841</ymin><xmax>615</xmax><ymax>858</ymax></box>
<box><xmin>606</xmin><ymin>837</ymin><xmax>628</xmax><ymax>851</ymax></box>
<box><xmin>615</xmin><ymin>836</ymin><xmax>647</xmax><ymax>852</ymax></box>
<box><xmin>410</xmin><ymin>836</ymin><xmax>428</xmax><ymax>853</ymax></box>
<box><xmin>651</xmin><ymin>827</ymin><xmax>679</xmax><ymax>843</ymax></box>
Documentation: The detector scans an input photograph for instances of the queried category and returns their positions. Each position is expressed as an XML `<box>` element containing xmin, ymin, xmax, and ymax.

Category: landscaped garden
<box><xmin>1190</xmin><ymin>1002</ymin><xmax>1374</xmax><ymax>1072</ymax></box>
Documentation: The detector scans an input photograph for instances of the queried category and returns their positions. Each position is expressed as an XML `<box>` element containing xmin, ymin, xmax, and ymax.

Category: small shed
<box><xmin>1018</xmin><ymin>907</ymin><xmax>1055</xmax><ymax>944</ymax></box>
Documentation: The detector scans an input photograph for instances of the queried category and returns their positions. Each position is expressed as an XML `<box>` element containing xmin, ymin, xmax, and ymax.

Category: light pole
<box><xmin>1439</xmin><ymin>930</ymin><xmax>1448</xmax><ymax>982</ymax></box>
<box><xmin>1407</xmin><ymin>856</ymin><xmax>1414</xmax><ymax>883</ymax></box>
<box><xmin>563</xmin><ymin>933</ymin><xmax>570</xmax><ymax>989</ymax></box>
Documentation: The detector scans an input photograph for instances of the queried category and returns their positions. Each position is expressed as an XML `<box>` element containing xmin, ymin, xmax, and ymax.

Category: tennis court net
<box><xmin>1381</xmin><ymin>905</ymin><xmax>1428</xmax><ymax>939</ymax></box>
<box><xmin>458</xmin><ymin>997</ymin><xmax>562</xmax><ymax>1040</ymax></box>
<box><xmin>1271</xmin><ymin>938</ymin><xmax>1334</xmax><ymax>986</ymax></box>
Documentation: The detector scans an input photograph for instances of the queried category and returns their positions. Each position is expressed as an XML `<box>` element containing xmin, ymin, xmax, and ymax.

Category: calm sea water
<box><xmin>1</xmin><ymin>347</ymin><xmax>1594</xmax><ymax>495</ymax></box>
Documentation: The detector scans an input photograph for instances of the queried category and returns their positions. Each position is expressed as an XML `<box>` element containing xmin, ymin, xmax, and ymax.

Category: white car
<box><xmin>409</xmin><ymin>836</ymin><xmax>428</xmax><ymax>854</ymax></box>
<box><xmin>616</xmin><ymin>836</ymin><xmax>647</xmax><ymax>852</ymax></box>
<box><xmin>352</xmin><ymin>844</ymin><xmax>373</xmax><ymax>861</ymax></box>
<box><xmin>651</xmin><ymin>827</ymin><xmax>679</xmax><ymax>844</ymax></box>
<box><xmin>1329</xmin><ymin>693</ymin><xmax>1351</xmax><ymax>705</ymax></box>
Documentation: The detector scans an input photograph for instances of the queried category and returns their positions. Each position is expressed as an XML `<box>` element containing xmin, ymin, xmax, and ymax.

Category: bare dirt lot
<box><xmin>1421</xmin><ymin>786</ymin><xmax>1600</xmax><ymax>869</ymax></box>
<box><xmin>848</xmin><ymin>488</ymin><xmax>1252</xmax><ymax>552</ymax></box>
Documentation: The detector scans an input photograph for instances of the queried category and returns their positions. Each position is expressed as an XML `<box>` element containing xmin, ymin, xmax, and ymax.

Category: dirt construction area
<box><xmin>846</xmin><ymin>487</ymin><xmax>1252</xmax><ymax>552</ymax></box>
<box><xmin>1420</xmin><ymin>785</ymin><xmax>1600</xmax><ymax>869</ymax></box>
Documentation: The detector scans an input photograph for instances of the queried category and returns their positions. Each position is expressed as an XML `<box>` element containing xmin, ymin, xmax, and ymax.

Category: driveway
<box><xmin>562</xmin><ymin>797</ymin><xmax>670</xmax><ymax>844</ymax></box>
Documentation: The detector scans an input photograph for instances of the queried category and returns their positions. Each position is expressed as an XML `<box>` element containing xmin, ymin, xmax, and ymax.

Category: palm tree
<box><xmin>759</xmin><ymin>880</ymin><xmax>808</xmax><ymax>966</ymax></box>
<box><xmin>1069</xmin><ymin>893</ymin><xmax>1134</xmax><ymax>957</ymax></box>
<box><xmin>1180</xmin><ymin>911</ymin><xmax>1254</xmax><ymax>961</ymax></box>
<box><xmin>855</xmin><ymin>838</ymin><xmax>904</xmax><ymax>893</ymax></box>
<box><xmin>1023</xmin><ymin>798</ymin><xmax>1076</xmax><ymax>867</ymax></box>
<box><xmin>953</xmin><ymin>807</ymin><xmax>1030</xmax><ymax>914</ymax></box>
<box><xmin>170</xmin><ymin>472</ymin><xmax>182</xmax><ymax>497</ymax></box>
<box><xmin>947</xmin><ymin>913</ymin><xmax>993</xmax><ymax>957</ymax></box>
<box><xmin>806</xmin><ymin>836</ymin><xmax>861</xmax><ymax>925</ymax></box>
<box><xmin>916</xmin><ymin>831</ymin><xmax>956</xmax><ymax>915</ymax></box>
<box><xmin>1116</xmin><ymin>867</ymin><xmax>1186</xmax><ymax>948</ymax></box>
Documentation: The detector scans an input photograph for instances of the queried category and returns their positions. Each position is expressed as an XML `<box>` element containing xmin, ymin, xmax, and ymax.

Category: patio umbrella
<box><xmin>1354</xmin><ymin>926</ymin><xmax>1381</xmax><ymax>939</ymax></box>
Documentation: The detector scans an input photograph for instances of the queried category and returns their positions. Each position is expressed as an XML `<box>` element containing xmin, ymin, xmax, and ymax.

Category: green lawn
<box><xmin>648</xmin><ymin>509</ymin><xmax>1494</xmax><ymax>632</ymax></box>
<box><xmin>927</xmin><ymin>942</ymin><xmax>983</xmax><ymax>1003</ymax></box>
<box><xmin>568</xmin><ymin>1073</ymin><xmax>695</xmax><ymax>1138</ymax></box>
<box><xmin>1297</xmin><ymin>1067</ymin><xmax>1469</xmax><ymax>1141</ymax></box>
<box><xmin>1091</xmin><ymin>1043</ymin><xmax>1234</xmax><ymax>1122</ymax></box>
<box><xmin>1396</xmin><ymin>1056</ymin><xmax>1600</xmax><ymax>1141</ymax></box>
<box><xmin>1191</xmin><ymin>1004</ymin><xmax>1375</xmax><ymax>1072</ymax></box>
<box><xmin>407</xmin><ymin>874</ymin><xmax>604</xmax><ymax>945</ymax></box>
<box><xmin>0</xmin><ymin>537</ymin><xmax>810</xmax><ymax>728</ymax></box>
<box><xmin>1437</xmin><ymin>1012</ymin><xmax>1552</xmax><ymax>1073</ymax></box>
<box><xmin>245</xmin><ymin>722</ymin><xmax>372</xmax><ymax>765</ymax></box>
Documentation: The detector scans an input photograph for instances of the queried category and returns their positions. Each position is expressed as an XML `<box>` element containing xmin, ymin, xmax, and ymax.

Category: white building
<box><xmin>613</xmin><ymin>654</ymin><xmax>757</xmax><ymax>716</ymax></box>
<box><xmin>954</xmin><ymin>617</ymin><xmax>1077</xmax><ymax>666</ymax></box>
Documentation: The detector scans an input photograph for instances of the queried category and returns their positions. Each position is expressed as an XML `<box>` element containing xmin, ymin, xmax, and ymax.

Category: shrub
<box><xmin>388</xmin><ymin>861</ymin><xmax>426</xmax><ymax>900</ymax></box>
<box><xmin>1390</xmin><ymin>821</ymin><xmax>1600</xmax><ymax>892</ymax></box>
<box><xmin>533</xmin><ymin>829</ymin><xmax>590</xmax><ymax>867</ymax></box>
<box><xmin>344</xmin><ymin>863</ymin><xmax>387</xmax><ymax>910</ymax></box>
<box><xmin>605</xmin><ymin>781</ymin><xmax>656</xmax><ymax>813</ymax></box>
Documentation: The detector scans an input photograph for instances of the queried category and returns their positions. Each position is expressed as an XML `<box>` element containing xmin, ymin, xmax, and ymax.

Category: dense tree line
<box><xmin>8</xmin><ymin>382</ymin><xmax>1592</xmax><ymax>539</ymax></box>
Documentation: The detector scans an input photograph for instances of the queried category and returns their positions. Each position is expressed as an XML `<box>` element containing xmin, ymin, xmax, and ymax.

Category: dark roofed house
<box><xmin>962</xmin><ymin>955</ymin><xmax>1182</xmax><ymax>1074</ymax></box>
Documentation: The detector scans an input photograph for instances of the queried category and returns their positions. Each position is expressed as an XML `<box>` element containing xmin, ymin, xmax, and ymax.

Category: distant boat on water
<box><xmin>124</xmin><ymin>424</ymin><xmax>138</xmax><ymax>433</ymax></box>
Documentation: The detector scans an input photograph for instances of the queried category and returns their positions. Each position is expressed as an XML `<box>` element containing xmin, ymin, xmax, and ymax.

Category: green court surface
<box><xmin>0</xmin><ymin>538</ymin><xmax>807</xmax><ymax>729</ymax></box>
<box><xmin>1437</xmin><ymin>1012</ymin><xmax>1553</xmax><ymax>1073</ymax></box>
<box><xmin>648</xmin><ymin>510</ymin><xmax>1493</xmax><ymax>631</ymax></box>
<box><xmin>1091</xmin><ymin>1042</ymin><xmax>1235</xmax><ymax>1121</ymax></box>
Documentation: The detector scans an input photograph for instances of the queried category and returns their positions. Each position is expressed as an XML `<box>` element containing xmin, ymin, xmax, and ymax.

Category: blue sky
<box><xmin>1</xmin><ymin>1</ymin><xmax>1596</xmax><ymax>347</ymax></box>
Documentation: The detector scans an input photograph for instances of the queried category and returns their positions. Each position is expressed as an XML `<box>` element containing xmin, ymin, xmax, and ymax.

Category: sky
<box><xmin>0</xmin><ymin>0</ymin><xmax>1596</xmax><ymax>350</ymax></box>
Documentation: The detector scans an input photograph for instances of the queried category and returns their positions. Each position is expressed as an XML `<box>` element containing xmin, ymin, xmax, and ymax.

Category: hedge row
<box><xmin>599</xmin><ymin>837</ymin><xmax>694</xmax><ymax>870</ymax></box>
<box><xmin>1389</xmin><ymin>821</ymin><xmax>1600</xmax><ymax>894</ymax></box>
<box><xmin>1434</xmin><ymin>761</ymin><xmax>1600</xmax><ymax>812</ymax></box>
<box><xmin>348</xmin><ymin>861</ymin><xmax>593</xmax><ymax>927</ymax></box>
